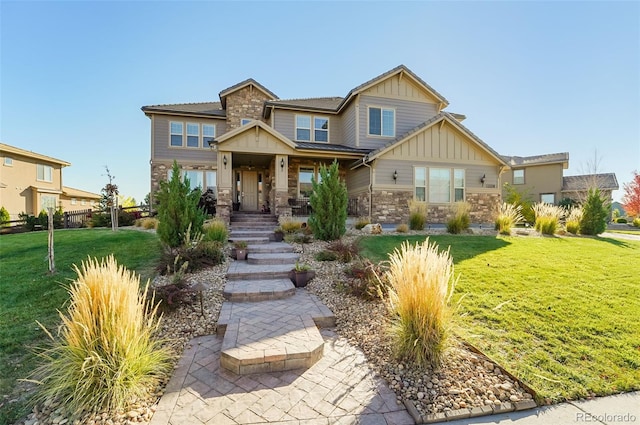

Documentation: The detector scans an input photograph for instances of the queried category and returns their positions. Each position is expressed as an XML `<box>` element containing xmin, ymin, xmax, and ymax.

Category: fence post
<box><xmin>47</xmin><ymin>207</ymin><xmax>55</xmax><ymax>273</ymax></box>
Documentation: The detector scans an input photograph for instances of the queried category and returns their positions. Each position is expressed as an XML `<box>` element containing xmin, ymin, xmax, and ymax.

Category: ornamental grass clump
<box><xmin>494</xmin><ymin>202</ymin><xmax>523</xmax><ymax>235</ymax></box>
<box><xmin>533</xmin><ymin>202</ymin><xmax>565</xmax><ymax>235</ymax></box>
<box><xmin>386</xmin><ymin>239</ymin><xmax>458</xmax><ymax>368</ymax></box>
<box><xmin>203</xmin><ymin>218</ymin><xmax>228</xmax><ymax>242</ymax></box>
<box><xmin>565</xmin><ymin>207</ymin><xmax>583</xmax><ymax>234</ymax></box>
<box><xmin>446</xmin><ymin>201</ymin><xmax>471</xmax><ymax>234</ymax></box>
<box><xmin>408</xmin><ymin>199</ymin><xmax>427</xmax><ymax>230</ymax></box>
<box><xmin>31</xmin><ymin>255</ymin><xmax>173</xmax><ymax>419</ymax></box>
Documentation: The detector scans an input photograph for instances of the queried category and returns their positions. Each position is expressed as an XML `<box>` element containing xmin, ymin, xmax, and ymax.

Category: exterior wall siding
<box><xmin>152</xmin><ymin>114</ymin><xmax>226</xmax><ymax>162</ymax></box>
<box><xmin>273</xmin><ymin>110</ymin><xmax>341</xmax><ymax>145</ymax></box>
<box><xmin>340</xmin><ymin>101</ymin><xmax>357</xmax><ymax>147</ymax></box>
<box><xmin>361</xmin><ymin>74</ymin><xmax>442</xmax><ymax>103</ymax></box>
<box><xmin>358</xmin><ymin>94</ymin><xmax>438</xmax><ymax>150</ymax></box>
<box><xmin>502</xmin><ymin>163</ymin><xmax>564</xmax><ymax>203</ymax></box>
<box><xmin>225</xmin><ymin>86</ymin><xmax>272</xmax><ymax>131</ymax></box>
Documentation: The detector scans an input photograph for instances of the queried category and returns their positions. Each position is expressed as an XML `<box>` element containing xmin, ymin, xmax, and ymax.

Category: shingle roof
<box><xmin>294</xmin><ymin>142</ymin><xmax>371</xmax><ymax>154</ymax></box>
<box><xmin>141</xmin><ymin>102</ymin><xmax>226</xmax><ymax>117</ymax></box>
<box><xmin>63</xmin><ymin>186</ymin><xmax>101</xmax><ymax>199</ymax></box>
<box><xmin>562</xmin><ymin>173</ymin><xmax>619</xmax><ymax>191</ymax></box>
<box><xmin>501</xmin><ymin>152</ymin><xmax>569</xmax><ymax>167</ymax></box>
<box><xmin>265</xmin><ymin>97</ymin><xmax>344</xmax><ymax>112</ymax></box>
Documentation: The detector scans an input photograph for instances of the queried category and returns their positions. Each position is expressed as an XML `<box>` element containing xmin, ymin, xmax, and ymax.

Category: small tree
<box><xmin>580</xmin><ymin>188</ymin><xmax>608</xmax><ymax>235</ymax></box>
<box><xmin>156</xmin><ymin>161</ymin><xmax>205</xmax><ymax>247</ymax></box>
<box><xmin>622</xmin><ymin>171</ymin><xmax>640</xmax><ymax>217</ymax></box>
<box><xmin>101</xmin><ymin>166</ymin><xmax>119</xmax><ymax>231</ymax></box>
<box><xmin>503</xmin><ymin>182</ymin><xmax>535</xmax><ymax>224</ymax></box>
<box><xmin>0</xmin><ymin>206</ymin><xmax>9</xmax><ymax>227</ymax></box>
<box><xmin>308</xmin><ymin>160</ymin><xmax>347</xmax><ymax>241</ymax></box>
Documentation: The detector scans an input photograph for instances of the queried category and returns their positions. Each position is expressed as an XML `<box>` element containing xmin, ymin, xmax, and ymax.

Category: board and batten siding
<box><xmin>358</xmin><ymin>95</ymin><xmax>438</xmax><ymax>150</ymax></box>
<box><xmin>361</xmin><ymin>73</ymin><xmax>442</xmax><ymax>103</ymax></box>
<box><xmin>152</xmin><ymin>115</ymin><xmax>226</xmax><ymax>162</ymax></box>
<box><xmin>272</xmin><ymin>110</ymin><xmax>342</xmax><ymax>145</ymax></box>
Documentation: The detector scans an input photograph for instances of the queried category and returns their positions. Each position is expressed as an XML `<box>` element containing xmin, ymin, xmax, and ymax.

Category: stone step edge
<box><xmin>222</xmin><ymin>278</ymin><xmax>296</xmax><ymax>302</ymax></box>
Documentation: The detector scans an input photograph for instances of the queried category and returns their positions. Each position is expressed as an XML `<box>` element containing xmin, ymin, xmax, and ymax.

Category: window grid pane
<box><xmin>170</xmin><ymin>122</ymin><xmax>183</xmax><ymax>147</ymax></box>
<box><xmin>513</xmin><ymin>169</ymin><xmax>524</xmax><ymax>185</ymax></box>
<box><xmin>382</xmin><ymin>109</ymin><xmax>394</xmax><ymax>136</ymax></box>
<box><xmin>414</xmin><ymin>167</ymin><xmax>426</xmax><ymax>201</ymax></box>
<box><xmin>203</xmin><ymin>124</ymin><xmax>215</xmax><ymax>147</ymax></box>
<box><xmin>296</xmin><ymin>116</ymin><xmax>311</xmax><ymax>141</ymax></box>
<box><xmin>369</xmin><ymin>108</ymin><xmax>381</xmax><ymax>135</ymax></box>
<box><xmin>454</xmin><ymin>169</ymin><xmax>465</xmax><ymax>201</ymax></box>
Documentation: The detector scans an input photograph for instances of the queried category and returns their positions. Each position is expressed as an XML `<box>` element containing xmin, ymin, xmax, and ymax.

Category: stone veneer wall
<box><xmin>225</xmin><ymin>86</ymin><xmax>273</xmax><ymax>131</ymax></box>
<box><xmin>150</xmin><ymin>162</ymin><xmax>170</xmax><ymax>196</ymax></box>
<box><xmin>466</xmin><ymin>192</ymin><xmax>501</xmax><ymax>223</ymax></box>
<box><xmin>370</xmin><ymin>190</ymin><xmax>414</xmax><ymax>223</ymax></box>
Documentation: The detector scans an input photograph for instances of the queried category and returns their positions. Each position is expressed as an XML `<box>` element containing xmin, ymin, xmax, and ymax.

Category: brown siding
<box><xmin>152</xmin><ymin>115</ymin><xmax>225</xmax><ymax>162</ymax></box>
<box><xmin>502</xmin><ymin>163</ymin><xmax>564</xmax><ymax>203</ymax></box>
<box><xmin>273</xmin><ymin>110</ymin><xmax>341</xmax><ymax>144</ymax></box>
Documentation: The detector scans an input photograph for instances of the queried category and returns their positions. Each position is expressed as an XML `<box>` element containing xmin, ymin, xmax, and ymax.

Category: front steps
<box><xmin>218</xmin><ymin>212</ymin><xmax>335</xmax><ymax>375</ymax></box>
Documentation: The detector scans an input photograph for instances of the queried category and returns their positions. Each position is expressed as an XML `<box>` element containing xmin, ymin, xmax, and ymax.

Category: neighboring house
<box><xmin>143</xmin><ymin>65</ymin><xmax>514</xmax><ymax>224</ymax></box>
<box><xmin>562</xmin><ymin>173</ymin><xmax>619</xmax><ymax>206</ymax></box>
<box><xmin>0</xmin><ymin>143</ymin><xmax>100</xmax><ymax>220</ymax></box>
<box><xmin>501</xmin><ymin>153</ymin><xmax>569</xmax><ymax>205</ymax></box>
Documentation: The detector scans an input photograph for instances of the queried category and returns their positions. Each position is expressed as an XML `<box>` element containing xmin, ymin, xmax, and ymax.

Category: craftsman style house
<box><xmin>0</xmin><ymin>143</ymin><xmax>101</xmax><ymax>220</ymax></box>
<box><xmin>142</xmin><ymin>65</ymin><xmax>516</xmax><ymax>223</ymax></box>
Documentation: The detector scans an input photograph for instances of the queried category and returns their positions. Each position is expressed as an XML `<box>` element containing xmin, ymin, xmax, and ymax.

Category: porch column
<box><xmin>217</xmin><ymin>150</ymin><xmax>233</xmax><ymax>224</ymax></box>
<box><xmin>274</xmin><ymin>154</ymin><xmax>291</xmax><ymax>217</ymax></box>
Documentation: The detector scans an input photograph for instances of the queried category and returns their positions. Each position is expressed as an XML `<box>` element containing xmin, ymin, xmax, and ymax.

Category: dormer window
<box><xmin>295</xmin><ymin>115</ymin><xmax>329</xmax><ymax>143</ymax></box>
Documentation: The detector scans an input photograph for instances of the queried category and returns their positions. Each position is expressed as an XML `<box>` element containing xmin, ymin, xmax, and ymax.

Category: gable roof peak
<box><xmin>218</xmin><ymin>78</ymin><xmax>278</xmax><ymax>108</ymax></box>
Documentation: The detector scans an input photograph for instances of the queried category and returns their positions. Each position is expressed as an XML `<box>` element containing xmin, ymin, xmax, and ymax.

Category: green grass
<box><xmin>359</xmin><ymin>235</ymin><xmax>640</xmax><ymax>402</ymax></box>
<box><xmin>0</xmin><ymin>229</ymin><xmax>161</xmax><ymax>425</ymax></box>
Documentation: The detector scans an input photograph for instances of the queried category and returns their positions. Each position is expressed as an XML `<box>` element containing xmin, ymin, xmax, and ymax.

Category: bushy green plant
<box><xmin>446</xmin><ymin>202</ymin><xmax>471</xmax><ymax>234</ymax></box>
<box><xmin>203</xmin><ymin>219</ymin><xmax>228</xmax><ymax>242</ymax></box>
<box><xmin>533</xmin><ymin>202</ymin><xmax>565</xmax><ymax>235</ymax></box>
<box><xmin>31</xmin><ymin>255</ymin><xmax>172</xmax><ymax>418</ymax></box>
<box><xmin>494</xmin><ymin>203</ymin><xmax>524</xmax><ymax>235</ymax></box>
<box><xmin>386</xmin><ymin>239</ymin><xmax>457</xmax><ymax>367</ymax></box>
<box><xmin>0</xmin><ymin>206</ymin><xmax>9</xmax><ymax>227</ymax></box>
<box><xmin>315</xmin><ymin>250</ymin><xmax>339</xmax><ymax>262</ymax></box>
<box><xmin>580</xmin><ymin>188</ymin><xmax>608</xmax><ymax>235</ymax></box>
<box><xmin>503</xmin><ymin>183</ymin><xmax>535</xmax><ymax>224</ymax></box>
<box><xmin>634</xmin><ymin>217</ymin><xmax>640</xmax><ymax>228</ymax></box>
<box><xmin>278</xmin><ymin>215</ymin><xmax>303</xmax><ymax>233</ymax></box>
<box><xmin>408</xmin><ymin>199</ymin><xmax>427</xmax><ymax>230</ymax></box>
<box><xmin>396</xmin><ymin>223</ymin><xmax>408</xmax><ymax>233</ymax></box>
<box><xmin>615</xmin><ymin>218</ymin><xmax>628</xmax><ymax>224</ymax></box>
<box><xmin>308</xmin><ymin>160</ymin><xmax>348</xmax><ymax>241</ymax></box>
<box><xmin>156</xmin><ymin>161</ymin><xmax>205</xmax><ymax>248</ymax></box>
<box><xmin>355</xmin><ymin>216</ymin><xmax>370</xmax><ymax>230</ymax></box>
<box><xmin>565</xmin><ymin>207</ymin><xmax>583</xmax><ymax>235</ymax></box>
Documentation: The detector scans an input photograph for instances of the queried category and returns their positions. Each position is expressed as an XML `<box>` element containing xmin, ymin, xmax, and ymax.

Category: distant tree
<box><xmin>622</xmin><ymin>171</ymin><xmax>640</xmax><ymax>217</ymax></box>
<box><xmin>308</xmin><ymin>160</ymin><xmax>347</xmax><ymax>241</ymax></box>
<box><xmin>503</xmin><ymin>183</ymin><xmax>535</xmax><ymax>224</ymax></box>
<box><xmin>0</xmin><ymin>206</ymin><xmax>10</xmax><ymax>227</ymax></box>
<box><xmin>156</xmin><ymin>161</ymin><xmax>205</xmax><ymax>247</ymax></box>
<box><xmin>118</xmin><ymin>195</ymin><xmax>137</xmax><ymax>208</ymax></box>
<box><xmin>579</xmin><ymin>188</ymin><xmax>608</xmax><ymax>235</ymax></box>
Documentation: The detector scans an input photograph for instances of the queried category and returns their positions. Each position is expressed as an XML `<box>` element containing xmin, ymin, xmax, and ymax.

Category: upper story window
<box><xmin>186</xmin><ymin>123</ymin><xmax>199</xmax><ymax>148</ymax></box>
<box><xmin>170</xmin><ymin>122</ymin><xmax>183</xmax><ymax>147</ymax></box>
<box><xmin>241</xmin><ymin>118</ymin><xmax>252</xmax><ymax>126</ymax></box>
<box><xmin>37</xmin><ymin>164</ymin><xmax>53</xmax><ymax>182</ymax></box>
<box><xmin>368</xmin><ymin>107</ymin><xmax>395</xmax><ymax>137</ymax></box>
<box><xmin>513</xmin><ymin>169</ymin><xmax>524</xmax><ymax>185</ymax></box>
<box><xmin>296</xmin><ymin>115</ymin><xmax>329</xmax><ymax>143</ymax></box>
<box><xmin>203</xmin><ymin>124</ymin><xmax>215</xmax><ymax>146</ymax></box>
<box><xmin>3</xmin><ymin>157</ymin><xmax>12</xmax><ymax>166</ymax></box>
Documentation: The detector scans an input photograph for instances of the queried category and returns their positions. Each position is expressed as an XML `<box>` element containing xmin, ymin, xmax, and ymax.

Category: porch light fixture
<box><xmin>393</xmin><ymin>170</ymin><xmax>398</xmax><ymax>182</ymax></box>
<box><xmin>480</xmin><ymin>174</ymin><xmax>486</xmax><ymax>185</ymax></box>
<box><xmin>207</xmin><ymin>138</ymin><xmax>217</xmax><ymax>148</ymax></box>
<box><xmin>280</xmin><ymin>158</ymin><xmax>285</xmax><ymax>170</ymax></box>
<box><xmin>223</xmin><ymin>155</ymin><xmax>227</xmax><ymax>169</ymax></box>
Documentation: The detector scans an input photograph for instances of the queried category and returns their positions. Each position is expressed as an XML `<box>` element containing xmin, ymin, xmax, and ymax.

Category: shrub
<box><xmin>396</xmin><ymin>223</ymin><xmax>408</xmax><ymax>233</ymax></box>
<box><xmin>158</xmin><ymin>227</ymin><xmax>224</xmax><ymax>274</ymax></box>
<box><xmin>0</xmin><ymin>206</ymin><xmax>9</xmax><ymax>227</ymax></box>
<box><xmin>327</xmin><ymin>238</ymin><xmax>359</xmax><ymax>263</ymax></box>
<box><xmin>278</xmin><ymin>215</ymin><xmax>303</xmax><ymax>233</ymax></box>
<box><xmin>580</xmin><ymin>188</ymin><xmax>608</xmax><ymax>235</ymax></box>
<box><xmin>446</xmin><ymin>201</ymin><xmax>471</xmax><ymax>234</ymax></box>
<box><xmin>156</xmin><ymin>161</ymin><xmax>205</xmax><ymax>248</ymax></box>
<box><xmin>385</xmin><ymin>239</ymin><xmax>457</xmax><ymax>367</ymax></box>
<box><xmin>203</xmin><ymin>219</ymin><xmax>228</xmax><ymax>242</ymax></box>
<box><xmin>615</xmin><ymin>218</ymin><xmax>628</xmax><ymax>224</ymax></box>
<box><xmin>503</xmin><ymin>182</ymin><xmax>535</xmax><ymax>224</ymax></box>
<box><xmin>633</xmin><ymin>217</ymin><xmax>640</xmax><ymax>228</ymax></box>
<box><xmin>136</xmin><ymin>217</ymin><xmax>159</xmax><ymax>230</ymax></box>
<box><xmin>565</xmin><ymin>207</ymin><xmax>583</xmax><ymax>235</ymax></box>
<box><xmin>31</xmin><ymin>255</ymin><xmax>172</xmax><ymax>418</ymax></box>
<box><xmin>344</xmin><ymin>258</ymin><xmax>389</xmax><ymax>300</ymax></box>
<box><xmin>355</xmin><ymin>216</ymin><xmax>370</xmax><ymax>230</ymax></box>
<box><xmin>533</xmin><ymin>203</ymin><xmax>565</xmax><ymax>235</ymax></box>
<box><xmin>315</xmin><ymin>250</ymin><xmax>339</xmax><ymax>262</ymax></box>
<box><xmin>308</xmin><ymin>160</ymin><xmax>348</xmax><ymax>241</ymax></box>
<box><xmin>408</xmin><ymin>199</ymin><xmax>427</xmax><ymax>230</ymax></box>
<box><xmin>494</xmin><ymin>203</ymin><xmax>523</xmax><ymax>235</ymax></box>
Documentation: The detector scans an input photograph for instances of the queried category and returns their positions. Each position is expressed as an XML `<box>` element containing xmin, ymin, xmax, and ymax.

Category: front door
<box><xmin>242</xmin><ymin>171</ymin><xmax>258</xmax><ymax>211</ymax></box>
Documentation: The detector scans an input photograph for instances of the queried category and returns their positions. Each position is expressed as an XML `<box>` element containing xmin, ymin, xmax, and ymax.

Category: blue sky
<box><xmin>1</xmin><ymin>1</ymin><xmax>639</xmax><ymax>203</ymax></box>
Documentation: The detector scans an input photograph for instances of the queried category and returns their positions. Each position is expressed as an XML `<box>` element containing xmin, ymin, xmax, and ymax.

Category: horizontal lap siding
<box><xmin>375</xmin><ymin>159</ymin><xmax>499</xmax><ymax>189</ymax></box>
<box><xmin>273</xmin><ymin>110</ymin><xmax>341</xmax><ymax>145</ymax></box>
<box><xmin>346</xmin><ymin>166</ymin><xmax>370</xmax><ymax>192</ymax></box>
<box><xmin>358</xmin><ymin>95</ymin><xmax>438</xmax><ymax>150</ymax></box>
<box><xmin>153</xmin><ymin>115</ymin><xmax>226</xmax><ymax>162</ymax></box>
<box><xmin>341</xmin><ymin>102</ymin><xmax>356</xmax><ymax>147</ymax></box>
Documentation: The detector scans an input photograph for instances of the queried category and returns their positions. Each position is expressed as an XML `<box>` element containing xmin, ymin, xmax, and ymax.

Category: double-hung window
<box><xmin>170</xmin><ymin>122</ymin><xmax>183</xmax><ymax>147</ymax></box>
<box><xmin>186</xmin><ymin>123</ymin><xmax>199</xmax><ymax>148</ymax></box>
<box><xmin>454</xmin><ymin>169</ymin><xmax>465</xmax><ymax>201</ymax></box>
<box><xmin>368</xmin><ymin>107</ymin><xmax>395</xmax><ymax>137</ymax></box>
<box><xmin>296</xmin><ymin>115</ymin><xmax>329</xmax><ymax>142</ymax></box>
<box><xmin>203</xmin><ymin>124</ymin><xmax>215</xmax><ymax>147</ymax></box>
<box><xmin>37</xmin><ymin>164</ymin><xmax>53</xmax><ymax>182</ymax></box>
<box><xmin>414</xmin><ymin>167</ymin><xmax>426</xmax><ymax>202</ymax></box>
<box><xmin>513</xmin><ymin>169</ymin><xmax>524</xmax><ymax>185</ymax></box>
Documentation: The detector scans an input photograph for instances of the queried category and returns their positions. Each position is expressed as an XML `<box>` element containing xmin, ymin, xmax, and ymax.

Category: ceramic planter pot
<box><xmin>289</xmin><ymin>270</ymin><xmax>316</xmax><ymax>288</ymax></box>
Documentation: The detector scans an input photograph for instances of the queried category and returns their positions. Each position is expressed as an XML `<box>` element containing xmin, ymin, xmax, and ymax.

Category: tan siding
<box><xmin>341</xmin><ymin>102</ymin><xmax>357</xmax><ymax>147</ymax></box>
<box><xmin>374</xmin><ymin>159</ymin><xmax>499</xmax><ymax>189</ymax></box>
<box><xmin>503</xmin><ymin>163</ymin><xmax>565</xmax><ymax>203</ymax></box>
<box><xmin>152</xmin><ymin>115</ymin><xmax>227</xmax><ymax>162</ymax></box>
<box><xmin>346</xmin><ymin>166</ymin><xmax>370</xmax><ymax>192</ymax></box>
<box><xmin>221</xmin><ymin>128</ymin><xmax>296</xmax><ymax>155</ymax></box>
<box><xmin>362</xmin><ymin>74</ymin><xmax>441</xmax><ymax>103</ymax></box>
<box><xmin>273</xmin><ymin>110</ymin><xmax>341</xmax><ymax>144</ymax></box>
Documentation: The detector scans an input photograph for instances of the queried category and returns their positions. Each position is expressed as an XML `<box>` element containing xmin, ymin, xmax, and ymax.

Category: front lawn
<box><xmin>359</xmin><ymin>234</ymin><xmax>640</xmax><ymax>402</ymax></box>
<box><xmin>0</xmin><ymin>229</ymin><xmax>161</xmax><ymax>425</ymax></box>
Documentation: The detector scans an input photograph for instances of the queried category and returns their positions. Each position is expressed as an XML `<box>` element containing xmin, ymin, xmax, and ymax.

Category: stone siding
<box><xmin>370</xmin><ymin>190</ymin><xmax>414</xmax><ymax>223</ymax></box>
<box><xmin>225</xmin><ymin>86</ymin><xmax>273</xmax><ymax>131</ymax></box>
<box><xmin>467</xmin><ymin>192</ymin><xmax>501</xmax><ymax>223</ymax></box>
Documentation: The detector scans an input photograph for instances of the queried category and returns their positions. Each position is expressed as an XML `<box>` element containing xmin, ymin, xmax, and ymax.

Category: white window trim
<box><xmin>37</xmin><ymin>164</ymin><xmax>53</xmax><ymax>182</ymax></box>
<box><xmin>186</xmin><ymin>122</ymin><xmax>200</xmax><ymax>148</ymax></box>
<box><xmin>454</xmin><ymin>169</ymin><xmax>465</xmax><ymax>202</ymax></box>
<box><xmin>170</xmin><ymin>121</ymin><xmax>184</xmax><ymax>147</ymax></box>
<box><xmin>414</xmin><ymin>166</ymin><xmax>427</xmax><ymax>202</ymax></box>
<box><xmin>3</xmin><ymin>157</ymin><xmax>12</xmax><ymax>166</ymax></box>
<box><xmin>295</xmin><ymin>114</ymin><xmax>330</xmax><ymax>143</ymax></box>
<box><xmin>367</xmin><ymin>106</ymin><xmax>396</xmax><ymax>138</ymax></box>
<box><xmin>541</xmin><ymin>193</ymin><xmax>556</xmax><ymax>204</ymax></box>
<box><xmin>513</xmin><ymin>169</ymin><xmax>525</xmax><ymax>185</ymax></box>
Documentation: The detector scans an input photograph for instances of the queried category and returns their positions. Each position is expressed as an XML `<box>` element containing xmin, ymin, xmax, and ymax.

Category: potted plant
<box><xmin>273</xmin><ymin>227</ymin><xmax>284</xmax><ymax>242</ymax></box>
<box><xmin>233</xmin><ymin>241</ymin><xmax>248</xmax><ymax>260</ymax></box>
<box><xmin>289</xmin><ymin>261</ymin><xmax>315</xmax><ymax>288</ymax></box>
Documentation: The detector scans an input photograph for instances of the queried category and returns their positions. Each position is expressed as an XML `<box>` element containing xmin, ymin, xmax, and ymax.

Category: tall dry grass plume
<box><xmin>565</xmin><ymin>207</ymin><xmax>583</xmax><ymax>234</ymax></box>
<box><xmin>447</xmin><ymin>201</ymin><xmax>471</xmax><ymax>234</ymax></box>
<box><xmin>385</xmin><ymin>239</ymin><xmax>458</xmax><ymax>367</ymax></box>
<box><xmin>31</xmin><ymin>255</ymin><xmax>173</xmax><ymax>418</ymax></box>
<box><xmin>533</xmin><ymin>202</ymin><xmax>565</xmax><ymax>235</ymax></box>
<box><xmin>408</xmin><ymin>199</ymin><xmax>427</xmax><ymax>230</ymax></box>
<box><xmin>494</xmin><ymin>202</ymin><xmax>524</xmax><ymax>235</ymax></box>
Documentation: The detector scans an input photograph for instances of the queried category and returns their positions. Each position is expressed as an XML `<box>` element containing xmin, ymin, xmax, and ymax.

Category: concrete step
<box><xmin>230</xmin><ymin>230</ymin><xmax>274</xmax><ymax>239</ymax></box>
<box><xmin>247</xmin><ymin>242</ymin><xmax>294</xmax><ymax>253</ymax></box>
<box><xmin>222</xmin><ymin>278</ymin><xmax>295</xmax><ymax>302</ymax></box>
<box><xmin>229</xmin><ymin>236</ymin><xmax>270</xmax><ymax>245</ymax></box>
<box><xmin>248</xmin><ymin>252</ymin><xmax>299</xmax><ymax>265</ymax></box>
<box><xmin>226</xmin><ymin>262</ymin><xmax>293</xmax><ymax>280</ymax></box>
<box><xmin>220</xmin><ymin>314</ymin><xmax>324</xmax><ymax>375</ymax></box>
<box><xmin>230</xmin><ymin>223</ymin><xmax>278</xmax><ymax>230</ymax></box>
